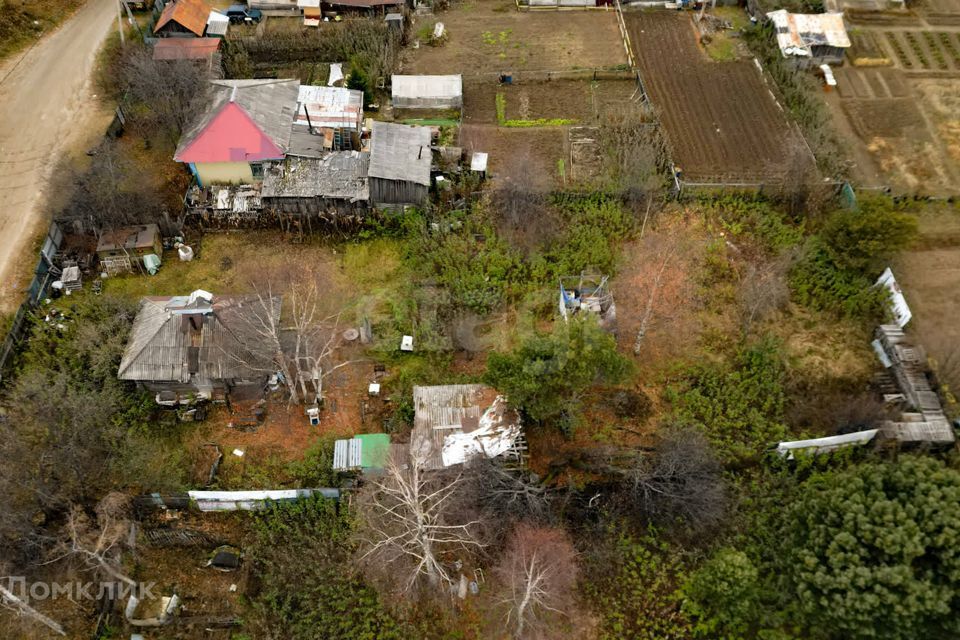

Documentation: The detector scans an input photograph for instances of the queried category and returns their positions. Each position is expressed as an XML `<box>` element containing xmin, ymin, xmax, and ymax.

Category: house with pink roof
<box><xmin>174</xmin><ymin>79</ymin><xmax>299</xmax><ymax>186</ymax></box>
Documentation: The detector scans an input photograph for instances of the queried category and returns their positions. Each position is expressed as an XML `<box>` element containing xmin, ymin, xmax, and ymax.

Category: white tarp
<box><xmin>876</xmin><ymin>267</ymin><xmax>912</xmax><ymax>328</ymax></box>
<box><xmin>328</xmin><ymin>63</ymin><xmax>344</xmax><ymax>87</ymax></box>
<box><xmin>441</xmin><ymin>396</ymin><xmax>522</xmax><ymax>467</ymax></box>
<box><xmin>391</xmin><ymin>75</ymin><xmax>463</xmax><ymax>109</ymax></box>
<box><xmin>206</xmin><ymin>10</ymin><xmax>229</xmax><ymax>37</ymax></box>
<box><xmin>188</xmin><ymin>489</ymin><xmax>338</xmax><ymax>511</ymax></box>
<box><xmin>776</xmin><ymin>429</ymin><xmax>879</xmax><ymax>459</ymax></box>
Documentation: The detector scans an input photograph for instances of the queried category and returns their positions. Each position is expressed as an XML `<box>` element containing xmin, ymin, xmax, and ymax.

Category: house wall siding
<box><xmin>369</xmin><ymin>177</ymin><xmax>428</xmax><ymax>206</ymax></box>
<box><xmin>196</xmin><ymin>161</ymin><xmax>256</xmax><ymax>186</ymax></box>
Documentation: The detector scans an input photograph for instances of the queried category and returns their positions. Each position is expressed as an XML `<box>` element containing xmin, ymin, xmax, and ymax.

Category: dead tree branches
<box><xmin>494</xmin><ymin>524</ymin><xmax>578</xmax><ymax>639</ymax></box>
<box><xmin>737</xmin><ymin>253</ymin><xmax>792</xmax><ymax>338</ymax></box>
<box><xmin>235</xmin><ymin>279</ymin><xmax>358</xmax><ymax>404</ymax></box>
<box><xmin>0</xmin><ymin>583</ymin><xmax>66</xmax><ymax>637</ymax></box>
<box><xmin>463</xmin><ymin>457</ymin><xmax>554</xmax><ymax>530</ymax></box>
<box><xmin>356</xmin><ymin>457</ymin><xmax>483</xmax><ymax>596</ymax></box>
<box><xmin>619</xmin><ymin>427</ymin><xmax>728</xmax><ymax>533</ymax></box>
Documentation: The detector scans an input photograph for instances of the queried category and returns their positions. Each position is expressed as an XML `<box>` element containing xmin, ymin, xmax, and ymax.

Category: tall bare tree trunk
<box><xmin>0</xmin><ymin>584</ymin><xmax>66</xmax><ymax>636</ymax></box>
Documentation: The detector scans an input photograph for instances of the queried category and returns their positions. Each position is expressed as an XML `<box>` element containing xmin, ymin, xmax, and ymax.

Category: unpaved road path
<box><xmin>0</xmin><ymin>0</ymin><xmax>115</xmax><ymax>310</ymax></box>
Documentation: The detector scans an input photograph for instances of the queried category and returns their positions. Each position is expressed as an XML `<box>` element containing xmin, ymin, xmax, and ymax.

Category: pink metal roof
<box><xmin>175</xmin><ymin>101</ymin><xmax>284</xmax><ymax>164</ymax></box>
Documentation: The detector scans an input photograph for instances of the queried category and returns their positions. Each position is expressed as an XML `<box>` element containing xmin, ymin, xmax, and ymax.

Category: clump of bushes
<box><xmin>667</xmin><ymin>337</ymin><xmax>787</xmax><ymax>465</ymax></box>
<box><xmin>790</xmin><ymin>198</ymin><xmax>916</xmax><ymax>319</ymax></box>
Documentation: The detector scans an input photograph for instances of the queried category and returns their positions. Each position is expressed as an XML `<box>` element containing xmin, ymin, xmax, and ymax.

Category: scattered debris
<box><xmin>207</xmin><ymin>545</ymin><xmax>242</xmax><ymax>572</ymax></box>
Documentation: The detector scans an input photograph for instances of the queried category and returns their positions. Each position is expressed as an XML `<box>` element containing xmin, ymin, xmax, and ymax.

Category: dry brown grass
<box><xmin>0</xmin><ymin>0</ymin><xmax>84</xmax><ymax>60</ymax></box>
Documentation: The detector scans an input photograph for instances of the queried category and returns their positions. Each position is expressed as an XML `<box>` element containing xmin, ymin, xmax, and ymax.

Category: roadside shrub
<box><xmin>667</xmin><ymin>337</ymin><xmax>787</xmax><ymax>465</ymax></box>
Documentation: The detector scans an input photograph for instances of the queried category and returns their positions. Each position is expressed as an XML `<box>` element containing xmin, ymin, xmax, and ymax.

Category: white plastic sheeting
<box><xmin>391</xmin><ymin>75</ymin><xmax>463</xmax><ymax>109</ymax></box>
<box><xmin>188</xmin><ymin>489</ymin><xmax>339</xmax><ymax>511</ymax></box>
<box><xmin>441</xmin><ymin>396</ymin><xmax>522</xmax><ymax>467</ymax></box>
<box><xmin>776</xmin><ymin>429</ymin><xmax>878</xmax><ymax>459</ymax></box>
<box><xmin>876</xmin><ymin>267</ymin><xmax>912</xmax><ymax>328</ymax></box>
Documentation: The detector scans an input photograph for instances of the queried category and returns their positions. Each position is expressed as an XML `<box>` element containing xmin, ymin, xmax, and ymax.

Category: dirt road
<box><xmin>0</xmin><ymin>0</ymin><xmax>116</xmax><ymax>310</ymax></box>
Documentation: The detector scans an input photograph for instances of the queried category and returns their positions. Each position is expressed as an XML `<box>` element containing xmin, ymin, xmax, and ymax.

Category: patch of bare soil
<box><xmin>460</xmin><ymin>124</ymin><xmax>566</xmax><ymax>189</ymax></box>
<box><xmin>842</xmin><ymin>98</ymin><xmax>928</xmax><ymax>139</ymax></box>
<box><xmin>403</xmin><ymin>1</ymin><xmax>626</xmax><ymax>76</ymax></box>
<box><xmin>894</xmin><ymin>205</ymin><xmax>960</xmax><ymax>398</ymax></box>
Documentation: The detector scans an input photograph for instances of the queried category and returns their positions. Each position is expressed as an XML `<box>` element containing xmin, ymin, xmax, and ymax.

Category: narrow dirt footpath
<box><xmin>0</xmin><ymin>0</ymin><xmax>116</xmax><ymax>310</ymax></box>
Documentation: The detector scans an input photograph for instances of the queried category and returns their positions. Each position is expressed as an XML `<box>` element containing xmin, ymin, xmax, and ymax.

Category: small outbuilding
<box><xmin>332</xmin><ymin>433</ymin><xmax>393</xmax><ymax>472</ymax></box>
<box><xmin>96</xmin><ymin>224</ymin><xmax>163</xmax><ymax>274</ymax></box>
<box><xmin>391</xmin><ymin>75</ymin><xmax>463</xmax><ymax>110</ymax></box>
<box><xmin>368</xmin><ymin>121</ymin><xmax>431</xmax><ymax>207</ymax></box>
<box><xmin>154</xmin><ymin>0</ymin><xmax>212</xmax><ymax>38</ymax></box>
<box><xmin>410</xmin><ymin>384</ymin><xmax>523</xmax><ymax>470</ymax></box>
<box><xmin>261</xmin><ymin>152</ymin><xmax>370</xmax><ymax>215</ymax></box>
<box><xmin>205</xmin><ymin>10</ymin><xmax>230</xmax><ymax>38</ymax></box>
<box><xmin>766</xmin><ymin>10</ymin><xmax>850</xmax><ymax>67</ymax></box>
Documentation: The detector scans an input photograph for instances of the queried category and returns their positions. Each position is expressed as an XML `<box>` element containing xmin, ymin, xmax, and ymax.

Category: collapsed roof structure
<box><xmin>874</xmin><ymin>324</ymin><xmax>955</xmax><ymax>445</ymax></box>
<box><xmin>410</xmin><ymin>384</ymin><xmax>524</xmax><ymax>470</ymax></box>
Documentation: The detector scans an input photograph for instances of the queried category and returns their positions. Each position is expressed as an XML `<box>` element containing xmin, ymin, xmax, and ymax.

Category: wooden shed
<box><xmin>96</xmin><ymin>224</ymin><xmax>163</xmax><ymax>273</ymax></box>
<box><xmin>368</xmin><ymin>121</ymin><xmax>431</xmax><ymax>207</ymax></box>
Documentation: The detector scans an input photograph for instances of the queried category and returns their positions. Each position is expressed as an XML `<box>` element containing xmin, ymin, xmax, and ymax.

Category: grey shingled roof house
<box><xmin>118</xmin><ymin>290</ymin><xmax>280</xmax><ymax>396</ymax></box>
<box><xmin>368</xmin><ymin>121</ymin><xmax>431</xmax><ymax>207</ymax></box>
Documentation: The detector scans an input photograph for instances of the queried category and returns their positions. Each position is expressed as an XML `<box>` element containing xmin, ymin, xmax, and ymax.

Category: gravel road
<box><xmin>0</xmin><ymin>0</ymin><xmax>115</xmax><ymax>309</ymax></box>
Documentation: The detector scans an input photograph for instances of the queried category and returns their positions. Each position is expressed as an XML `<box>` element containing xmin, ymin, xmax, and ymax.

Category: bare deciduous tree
<box><xmin>621</xmin><ymin>426</ymin><xmax>728</xmax><ymax>533</ymax></box>
<box><xmin>494</xmin><ymin>524</ymin><xmax>578</xmax><ymax>639</ymax></box>
<box><xmin>463</xmin><ymin>457</ymin><xmax>554</xmax><ymax>530</ymax></box>
<box><xmin>120</xmin><ymin>45</ymin><xmax>213</xmax><ymax>143</ymax></box>
<box><xmin>55</xmin><ymin>141</ymin><xmax>167</xmax><ymax>236</ymax></box>
<box><xmin>52</xmin><ymin>494</ymin><xmax>137</xmax><ymax>590</ymax></box>
<box><xmin>356</xmin><ymin>457</ymin><xmax>483</xmax><ymax>595</ymax></box>
<box><xmin>233</xmin><ymin>279</ymin><xmax>359</xmax><ymax>404</ymax></box>
<box><xmin>738</xmin><ymin>253</ymin><xmax>793</xmax><ymax>338</ymax></box>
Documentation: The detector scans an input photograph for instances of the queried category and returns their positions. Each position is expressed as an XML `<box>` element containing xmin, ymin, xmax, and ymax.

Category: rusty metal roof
<box><xmin>152</xmin><ymin>38</ymin><xmax>220</xmax><ymax>61</ymax></box>
<box><xmin>155</xmin><ymin>0</ymin><xmax>212</xmax><ymax>37</ymax></box>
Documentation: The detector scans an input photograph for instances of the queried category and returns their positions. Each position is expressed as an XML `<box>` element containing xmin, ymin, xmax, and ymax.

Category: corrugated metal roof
<box><xmin>118</xmin><ymin>294</ymin><xmax>280</xmax><ymax>383</ymax></box>
<box><xmin>333</xmin><ymin>438</ymin><xmax>362</xmax><ymax>470</ymax></box>
<box><xmin>189</xmin><ymin>488</ymin><xmax>339</xmax><ymax>511</ymax></box>
<box><xmin>410</xmin><ymin>385</ymin><xmax>521</xmax><ymax>469</ymax></box>
<box><xmin>175</xmin><ymin>80</ymin><xmax>299</xmax><ymax>163</ymax></box>
<box><xmin>777</xmin><ymin>429</ymin><xmax>878</xmax><ymax>458</ymax></box>
<box><xmin>295</xmin><ymin>85</ymin><xmax>363</xmax><ymax>131</ymax></box>
<box><xmin>368</xmin><ymin>121</ymin><xmax>431</xmax><ymax>186</ymax></box>
<box><xmin>152</xmin><ymin>38</ymin><xmax>220</xmax><ymax>61</ymax></box>
<box><xmin>356</xmin><ymin>433</ymin><xmax>391</xmax><ymax>468</ymax></box>
<box><xmin>391</xmin><ymin>75</ymin><xmax>463</xmax><ymax>100</ymax></box>
<box><xmin>155</xmin><ymin>0</ymin><xmax>211</xmax><ymax>37</ymax></box>
<box><xmin>206</xmin><ymin>10</ymin><xmax>229</xmax><ymax>36</ymax></box>
<box><xmin>767</xmin><ymin>10</ymin><xmax>850</xmax><ymax>57</ymax></box>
